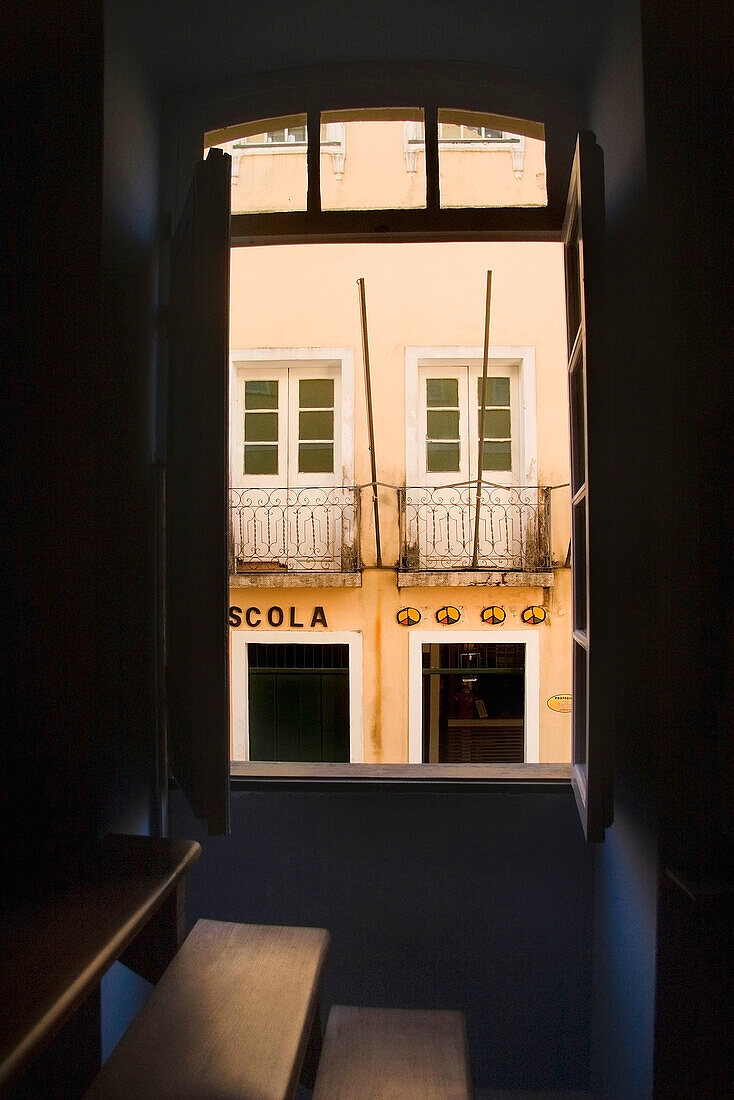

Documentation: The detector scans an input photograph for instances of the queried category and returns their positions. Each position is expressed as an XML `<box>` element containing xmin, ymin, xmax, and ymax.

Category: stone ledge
<box><xmin>230</xmin><ymin>572</ymin><xmax>362</xmax><ymax>588</ymax></box>
<box><xmin>397</xmin><ymin>570</ymin><xmax>555</xmax><ymax>588</ymax></box>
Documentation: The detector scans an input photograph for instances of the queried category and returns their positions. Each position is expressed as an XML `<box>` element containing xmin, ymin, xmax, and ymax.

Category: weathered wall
<box><xmin>230</xmin><ymin>569</ymin><xmax>572</xmax><ymax>762</ymax></box>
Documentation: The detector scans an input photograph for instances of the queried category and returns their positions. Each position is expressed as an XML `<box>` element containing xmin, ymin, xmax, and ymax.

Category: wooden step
<box><xmin>312</xmin><ymin>1005</ymin><xmax>472</xmax><ymax>1099</ymax></box>
<box><xmin>85</xmin><ymin>919</ymin><xmax>329</xmax><ymax>1100</ymax></box>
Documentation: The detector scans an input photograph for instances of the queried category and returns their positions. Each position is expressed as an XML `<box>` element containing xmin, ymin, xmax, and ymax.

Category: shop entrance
<box><xmin>421</xmin><ymin>642</ymin><xmax>525</xmax><ymax>762</ymax></box>
<box><xmin>248</xmin><ymin>642</ymin><xmax>350</xmax><ymax>762</ymax></box>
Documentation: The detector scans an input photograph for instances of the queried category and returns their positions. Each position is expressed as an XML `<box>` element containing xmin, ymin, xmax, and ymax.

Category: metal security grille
<box><xmin>248</xmin><ymin>643</ymin><xmax>349</xmax><ymax>670</ymax></box>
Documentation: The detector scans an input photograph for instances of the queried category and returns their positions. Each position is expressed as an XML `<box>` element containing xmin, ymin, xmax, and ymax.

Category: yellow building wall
<box><xmin>224</xmin><ymin>120</ymin><xmax>547</xmax><ymax>213</ymax></box>
<box><xmin>229</xmin><ymin>240</ymin><xmax>570</xmax><ymax>566</ymax></box>
<box><xmin>227</xmin><ymin>188</ymin><xmax>571</xmax><ymax>764</ymax></box>
<box><xmin>229</xmin><ymin>567</ymin><xmax>571</xmax><ymax>763</ymax></box>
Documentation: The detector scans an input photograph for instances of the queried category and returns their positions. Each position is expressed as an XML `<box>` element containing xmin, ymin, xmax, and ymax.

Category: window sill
<box><xmin>230</xmin><ymin>761</ymin><xmax>570</xmax><ymax>787</ymax></box>
<box><xmin>397</xmin><ymin>570</ymin><xmax>554</xmax><ymax>588</ymax></box>
<box><xmin>230</xmin><ymin>572</ymin><xmax>361</xmax><ymax>588</ymax></box>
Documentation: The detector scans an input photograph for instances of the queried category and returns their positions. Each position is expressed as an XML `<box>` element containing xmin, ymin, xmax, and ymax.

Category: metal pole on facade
<box><xmin>472</xmin><ymin>271</ymin><xmax>493</xmax><ymax>569</ymax></box>
<box><xmin>357</xmin><ymin>277</ymin><xmax>382</xmax><ymax>567</ymax></box>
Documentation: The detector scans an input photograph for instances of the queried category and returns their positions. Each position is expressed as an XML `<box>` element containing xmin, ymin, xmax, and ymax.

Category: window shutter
<box><xmin>166</xmin><ymin>148</ymin><xmax>231</xmax><ymax>834</ymax></box>
<box><xmin>563</xmin><ymin>133</ymin><xmax>612</xmax><ymax>840</ymax></box>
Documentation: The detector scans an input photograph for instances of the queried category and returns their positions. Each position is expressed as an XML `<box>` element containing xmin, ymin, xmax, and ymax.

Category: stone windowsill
<box><xmin>230</xmin><ymin>572</ymin><xmax>362</xmax><ymax>588</ymax></box>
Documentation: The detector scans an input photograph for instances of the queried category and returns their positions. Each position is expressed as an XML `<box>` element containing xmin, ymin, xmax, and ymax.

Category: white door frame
<box><xmin>231</xmin><ymin>629</ymin><xmax>363</xmax><ymax>761</ymax></box>
<box><xmin>407</xmin><ymin>628</ymin><xmax>540</xmax><ymax>763</ymax></box>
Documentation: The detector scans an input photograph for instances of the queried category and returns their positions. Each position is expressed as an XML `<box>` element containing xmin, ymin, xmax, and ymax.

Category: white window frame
<box><xmin>405</xmin><ymin>346</ymin><xmax>538</xmax><ymax>487</ymax></box>
<box><xmin>407</xmin><ymin>629</ymin><xmax>540</xmax><ymax>764</ymax></box>
<box><xmin>403</xmin><ymin>122</ymin><xmax>526</xmax><ymax>176</ymax></box>
<box><xmin>231</xmin><ymin>630</ymin><xmax>364</xmax><ymax>762</ymax></box>
<box><xmin>230</xmin><ymin>347</ymin><xmax>355</xmax><ymax>488</ymax></box>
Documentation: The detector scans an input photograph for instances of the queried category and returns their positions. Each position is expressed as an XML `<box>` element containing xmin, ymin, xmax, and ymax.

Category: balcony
<box><xmin>230</xmin><ymin>486</ymin><xmax>361</xmax><ymax>579</ymax></box>
<box><xmin>230</xmin><ymin>484</ymin><xmax>553</xmax><ymax>584</ymax></box>
<box><xmin>398</xmin><ymin>485</ymin><xmax>551</xmax><ymax>574</ymax></box>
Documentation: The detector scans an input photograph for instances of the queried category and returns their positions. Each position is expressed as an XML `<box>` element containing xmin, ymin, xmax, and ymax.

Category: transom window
<box><xmin>206</xmin><ymin>107</ymin><xmax>547</xmax><ymax>215</ymax></box>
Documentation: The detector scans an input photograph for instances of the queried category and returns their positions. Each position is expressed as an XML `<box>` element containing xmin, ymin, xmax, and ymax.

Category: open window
<box><xmin>172</xmin><ymin>112</ymin><xmax>609</xmax><ymax>840</ymax></box>
<box><xmin>167</xmin><ymin>148</ymin><xmax>231</xmax><ymax>834</ymax></box>
<box><xmin>563</xmin><ymin>133</ymin><xmax>612</xmax><ymax>840</ymax></box>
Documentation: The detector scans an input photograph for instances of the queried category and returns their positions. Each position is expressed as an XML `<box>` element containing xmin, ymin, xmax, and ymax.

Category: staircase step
<box><xmin>85</xmin><ymin>920</ymin><xmax>329</xmax><ymax>1100</ymax></box>
<box><xmin>313</xmin><ymin>1005</ymin><xmax>472</xmax><ymax>1098</ymax></box>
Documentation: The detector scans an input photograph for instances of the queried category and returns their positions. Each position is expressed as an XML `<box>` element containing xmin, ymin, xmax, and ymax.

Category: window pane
<box><xmin>427</xmin><ymin>409</ymin><xmax>459</xmax><ymax>439</ymax></box>
<box><xmin>427</xmin><ymin>441</ymin><xmax>460</xmax><ymax>472</ymax></box>
<box><xmin>481</xmin><ymin>440</ymin><xmax>512</xmax><ymax>470</ymax></box>
<box><xmin>205</xmin><ymin>114</ymin><xmax>308</xmax><ymax>214</ymax></box>
<box><xmin>320</xmin><ymin>108</ymin><xmax>426</xmax><ymax>211</ymax></box>
<box><xmin>565</xmin><ymin>208</ymin><xmax>582</xmax><ymax>348</ymax></box>
<box><xmin>299</xmin><ymin>442</ymin><xmax>334</xmax><ymax>473</ymax></box>
<box><xmin>427</xmin><ymin>378</ymin><xmax>458</xmax><ymax>407</ymax></box>
<box><xmin>481</xmin><ymin>408</ymin><xmax>511</xmax><ymax>438</ymax></box>
<box><xmin>245</xmin><ymin>380</ymin><xmax>278</xmax><ymax>409</ymax></box>
<box><xmin>573</xmin><ymin>496</ymin><xmax>587</xmax><ymax>631</ymax></box>
<box><xmin>570</xmin><ymin>355</ymin><xmax>587</xmax><ymax>493</ymax></box>
<box><xmin>300</xmin><ymin>378</ymin><xmax>334</xmax><ymax>407</ymax></box>
<box><xmin>244</xmin><ymin>444</ymin><xmax>278</xmax><ymax>475</ymax></box>
<box><xmin>299</xmin><ymin>410</ymin><xmax>334</xmax><ymax>440</ymax></box>
<box><xmin>438</xmin><ymin>109</ymin><xmax>547</xmax><ymax>209</ymax></box>
<box><xmin>573</xmin><ymin>641</ymin><xmax>588</xmax><ymax>768</ymax></box>
<box><xmin>478</xmin><ymin>376</ymin><xmax>510</xmax><ymax>406</ymax></box>
<box><xmin>244</xmin><ymin>411</ymin><xmax>278</xmax><ymax>442</ymax></box>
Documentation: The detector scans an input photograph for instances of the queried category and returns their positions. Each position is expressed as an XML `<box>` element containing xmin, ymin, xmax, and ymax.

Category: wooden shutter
<box><xmin>167</xmin><ymin>148</ymin><xmax>231</xmax><ymax>834</ymax></box>
<box><xmin>563</xmin><ymin>133</ymin><xmax>612</xmax><ymax>840</ymax></box>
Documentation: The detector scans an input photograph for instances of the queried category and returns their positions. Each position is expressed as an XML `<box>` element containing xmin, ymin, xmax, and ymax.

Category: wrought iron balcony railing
<box><xmin>399</xmin><ymin>484</ymin><xmax>551</xmax><ymax>572</ymax></box>
<box><xmin>230</xmin><ymin>486</ymin><xmax>361</xmax><ymax>574</ymax></box>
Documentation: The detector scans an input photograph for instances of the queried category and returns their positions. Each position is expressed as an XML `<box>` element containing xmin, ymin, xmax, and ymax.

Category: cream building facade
<box><xmin>219</xmin><ymin>118</ymin><xmax>572</xmax><ymax>765</ymax></box>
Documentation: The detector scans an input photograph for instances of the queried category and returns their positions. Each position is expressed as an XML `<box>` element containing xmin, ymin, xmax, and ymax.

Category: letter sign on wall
<box><xmin>228</xmin><ymin>605</ymin><xmax>327</xmax><ymax>628</ymax></box>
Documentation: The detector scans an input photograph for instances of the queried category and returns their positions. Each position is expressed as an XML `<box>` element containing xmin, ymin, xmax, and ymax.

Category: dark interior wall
<box><xmin>585</xmin><ymin>4</ymin><xmax>660</xmax><ymax>1097</ymax></box>
<box><xmin>587</xmin><ymin>2</ymin><xmax>733</xmax><ymax>1095</ymax></box>
<box><xmin>171</xmin><ymin>785</ymin><xmax>593</xmax><ymax>1091</ymax></box>
<box><xmin>639</xmin><ymin>3</ymin><xmax>732</xmax><ymax>1095</ymax></box>
<box><xmin>3</xmin><ymin>0</ymin><xmax>163</xmax><ymax>891</ymax></box>
<box><xmin>98</xmin><ymin>1</ymin><xmax>163</xmax><ymax>839</ymax></box>
<box><xmin>3</xmin><ymin>1</ymin><xmax>107</xmax><ymax>890</ymax></box>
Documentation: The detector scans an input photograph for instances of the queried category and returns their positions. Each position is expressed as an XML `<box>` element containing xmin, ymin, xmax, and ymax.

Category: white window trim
<box><xmin>229</xmin><ymin>347</ymin><xmax>355</xmax><ymax>486</ymax></box>
<box><xmin>407</xmin><ymin>629</ymin><xmax>540</xmax><ymax>764</ymax></box>
<box><xmin>402</xmin><ymin>123</ymin><xmax>526</xmax><ymax>176</ymax></box>
<box><xmin>231</xmin><ymin>630</ymin><xmax>364</xmax><ymax>762</ymax></box>
<box><xmin>405</xmin><ymin>345</ymin><xmax>538</xmax><ymax>486</ymax></box>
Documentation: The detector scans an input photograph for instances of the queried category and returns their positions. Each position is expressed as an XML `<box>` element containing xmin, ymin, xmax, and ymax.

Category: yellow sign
<box><xmin>547</xmin><ymin>694</ymin><xmax>572</xmax><ymax>712</ymax></box>
<box><xmin>481</xmin><ymin>605</ymin><xmax>506</xmax><ymax>624</ymax></box>
<box><xmin>397</xmin><ymin>607</ymin><xmax>421</xmax><ymax>626</ymax></box>
<box><xmin>436</xmin><ymin>605</ymin><xmax>461</xmax><ymax>625</ymax></box>
<box><xmin>522</xmin><ymin>605</ymin><xmax>547</xmax><ymax>624</ymax></box>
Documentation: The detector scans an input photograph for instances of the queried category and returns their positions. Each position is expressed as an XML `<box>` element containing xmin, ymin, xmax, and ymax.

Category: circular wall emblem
<box><xmin>522</xmin><ymin>605</ymin><xmax>547</xmax><ymax>624</ymax></box>
<box><xmin>548</xmin><ymin>694</ymin><xmax>572</xmax><ymax>712</ymax></box>
<box><xmin>397</xmin><ymin>607</ymin><xmax>421</xmax><ymax>626</ymax></box>
<box><xmin>436</xmin><ymin>605</ymin><xmax>461</xmax><ymax>625</ymax></box>
<box><xmin>481</xmin><ymin>605</ymin><xmax>506</xmax><ymax>625</ymax></box>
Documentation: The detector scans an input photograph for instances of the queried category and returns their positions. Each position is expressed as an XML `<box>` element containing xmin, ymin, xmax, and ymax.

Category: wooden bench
<box><xmin>85</xmin><ymin>919</ymin><xmax>330</xmax><ymax>1100</ymax></box>
<box><xmin>312</xmin><ymin>1005</ymin><xmax>472</xmax><ymax>1099</ymax></box>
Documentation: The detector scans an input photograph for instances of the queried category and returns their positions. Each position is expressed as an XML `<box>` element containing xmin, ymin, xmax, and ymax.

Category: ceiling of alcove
<box><xmin>107</xmin><ymin>0</ymin><xmax>606</xmax><ymax>97</ymax></box>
